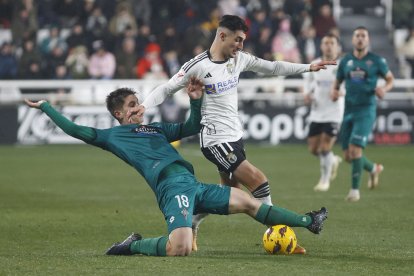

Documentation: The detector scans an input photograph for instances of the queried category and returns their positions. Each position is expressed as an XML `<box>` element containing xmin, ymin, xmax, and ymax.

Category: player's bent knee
<box><xmin>167</xmin><ymin>227</ymin><xmax>193</xmax><ymax>256</ymax></box>
<box><xmin>229</xmin><ymin>188</ymin><xmax>261</xmax><ymax>216</ymax></box>
<box><xmin>169</xmin><ymin>242</ymin><xmax>192</xmax><ymax>256</ymax></box>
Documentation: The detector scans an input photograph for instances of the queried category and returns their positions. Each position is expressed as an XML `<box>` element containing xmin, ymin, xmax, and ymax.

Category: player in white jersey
<box><xmin>303</xmin><ymin>34</ymin><xmax>344</xmax><ymax>192</ymax></box>
<box><xmin>133</xmin><ymin>15</ymin><xmax>335</xmax><ymax>254</ymax></box>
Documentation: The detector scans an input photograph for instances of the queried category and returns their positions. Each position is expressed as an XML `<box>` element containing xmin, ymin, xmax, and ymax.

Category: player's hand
<box><xmin>330</xmin><ymin>89</ymin><xmax>341</xmax><ymax>102</ymax></box>
<box><xmin>375</xmin><ymin>86</ymin><xmax>386</xmax><ymax>99</ymax></box>
<box><xmin>134</xmin><ymin>105</ymin><xmax>146</xmax><ymax>118</ymax></box>
<box><xmin>187</xmin><ymin>76</ymin><xmax>204</xmax><ymax>100</ymax></box>
<box><xmin>24</xmin><ymin>99</ymin><xmax>46</xmax><ymax>109</ymax></box>
<box><xmin>303</xmin><ymin>93</ymin><xmax>312</xmax><ymax>105</ymax></box>
<box><xmin>309</xmin><ymin>60</ymin><xmax>337</xmax><ymax>72</ymax></box>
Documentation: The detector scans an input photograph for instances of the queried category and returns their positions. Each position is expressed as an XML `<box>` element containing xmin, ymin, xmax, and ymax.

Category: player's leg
<box><xmin>307</xmin><ymin>122</ymin><xmax>324</xmax><ymax>190</ymax></box>
<box><xmin>227</xmin><ymin>187</ymin><xmax>328</xmax><ymax>234</ymax></box>
<box><xmin>107</xmin><ymin>172</ymin><xmax>197</xmax><ymax>256</ymax></box>
<box><xmin>201</xmin><ymin>140</ymin><xmax>272</xmax><ymax>205</ymax></box>
<box><xmin>232</xmin><ymin>160</ymin><xmax>271</xmax><ymax>204</ymax></box>
<box><xmin>191</xmin><ymin>170</ymin><xmax>242</xmax><ymax>251</ymax></box>
<box><xmin>315</xmin><ymin>123</ymin><xmax>341</xmax><ymax>191</ymax></box>
<box><xmin>194</xmin><ymin>140</ymin><xmax>271</xmax><ymax>245</ymax></box>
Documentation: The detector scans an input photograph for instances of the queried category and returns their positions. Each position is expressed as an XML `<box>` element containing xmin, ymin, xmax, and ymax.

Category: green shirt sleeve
<box><xmin>40</xmin><ymin>102</ymin><xmax>97</xmax><ymax>143</ymax></box>
<box><xmin>158</xmin><ymin>97</ymin><xmax>202</xmax><ymax>142</ymax></box>
<box><xmin>377</xmin><ymin>56</ymin><xmax>389</xmax><ymax>78</ymax></box>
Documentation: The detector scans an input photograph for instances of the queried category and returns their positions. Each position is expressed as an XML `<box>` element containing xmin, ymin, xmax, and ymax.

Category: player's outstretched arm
<box><xmin>309</xmin><ymin>60</ymin><xmax>337</xmax><ymax>72</ymax></box>
<box><xmin>24</xmin><ymin>99</ymin><xmax>97</xmax><ymax>143</ymax></box>
<box><xmin>181</xmin><ymin>77</ymin><xmax>204</xmax><ymax>137</ymax></box>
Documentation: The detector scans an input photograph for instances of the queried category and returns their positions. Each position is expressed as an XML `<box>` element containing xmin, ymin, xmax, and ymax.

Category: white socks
<box><xmin>319</xmin><ymin>151</ymin><xmax>334</xmax><ymax>184</ymax></box>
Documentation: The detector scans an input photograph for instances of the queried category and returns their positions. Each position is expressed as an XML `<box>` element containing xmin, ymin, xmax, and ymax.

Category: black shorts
<box><xmin>201</xmin><ymin>139</ymin><xmax>246</xmax><ymax>174</ymax></box>
<box><xmin>308</xmin><ymin>122</ymin><xmax>340</xmax><ymax>138</ymax></box>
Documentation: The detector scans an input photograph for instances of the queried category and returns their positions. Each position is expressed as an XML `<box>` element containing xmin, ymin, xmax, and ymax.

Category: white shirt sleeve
<box><xmin>238</xmin><ymin>51</ymin><xmax>310</xmax><ymax>76</ymax></box>
<box><xmin>141</xmin><ymin>69</ymin><xmax>191</xmax><ymax>109</ymax></box>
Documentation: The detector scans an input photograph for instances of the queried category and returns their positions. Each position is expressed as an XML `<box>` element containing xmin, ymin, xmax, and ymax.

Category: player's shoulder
<box><xmin>181</xmin><ymin>51</ymin><xmax>209</xmax><ymax>73</ymax></box>
<box><xmin>367</xmin><ymin>52</ymin><xmax>387</xmax><ymax>63</ymax></box>
<box><xmin>237</xmin><ymin>50</ymin><xmax>257</xmax><ymax>60</ymax></box>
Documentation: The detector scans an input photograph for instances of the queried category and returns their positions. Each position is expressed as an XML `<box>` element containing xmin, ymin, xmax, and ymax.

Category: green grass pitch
<box><xmin>1</xmin><ymin>144</ymin><xmax>413</xmax><ymax>275</ymax></box>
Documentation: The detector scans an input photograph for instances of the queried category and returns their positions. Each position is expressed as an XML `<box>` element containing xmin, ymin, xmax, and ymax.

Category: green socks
<box><xmin>352</xmin><ymin>158</ymin><xmax>363</xmax><ymax>189</ymax></box>
<box><xmin>362</xmin><ymin>155</ymin><xmax>374</xmax><ymax>172</ymax></box>
<box><xmin>255</xmin><ymin>204</ymin><xmax>311</xmax><ymax>228</ymax></box>
<box><xmin>130</xmin><ymin>236</ymin><xmax>168</xmax><ymax>256</ymax></box>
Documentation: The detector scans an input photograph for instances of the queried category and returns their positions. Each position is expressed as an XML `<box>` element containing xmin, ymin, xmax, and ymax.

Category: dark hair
<box><xmin>106</xmin><ymin>88</ymin><xmax>136</xmax><ymax>117</ymax></box>
<box><xmin>353</xmin><ymin>26</ymin><xmax>369</xmax><ymax>33</ymax></box>
<box><xmin>322</xmin><ymin>33</ymin><xmax>340</xmax><ymax>43</ymax></box>
<box><xmin>219</xmin><ymin>15</ymin><xmax>249</xmax><ymax>33</ymax></box>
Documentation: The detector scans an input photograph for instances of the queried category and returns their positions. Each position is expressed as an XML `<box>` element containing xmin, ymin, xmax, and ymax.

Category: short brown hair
<box><xmin>106</xmin><ymin>88</ymin><xmax>136</xmax><ymax>117</ymax></box>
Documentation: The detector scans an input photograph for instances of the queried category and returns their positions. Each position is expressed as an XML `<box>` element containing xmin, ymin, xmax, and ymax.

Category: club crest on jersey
<box><xmin>181</xmin><ymin>208</ymin><xmax>189</xmax><ymax>220</ymax></box>
<box><xmin>226</xmin><ymin>152</ymin><xmax>237</xmax><ymax>163</ymax></box>
<box><xmin>226</xmin><ymin>63</ymin><xmax>234</xmax><ymax>74</ymax></box>
<box><xmin>205</xmin><ymin>84</ymin><xmax>217</xmax><ymax>94</ymax></box>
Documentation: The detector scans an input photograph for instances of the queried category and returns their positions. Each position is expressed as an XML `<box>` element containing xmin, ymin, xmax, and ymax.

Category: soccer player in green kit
<box><xmin>332</xmin><ymin>27</ymin><xmax>394</xmax><ymax>202</ymax></box>
<box><xmin>24</xmin><ymin>78</ymin><xmax>327</xmax><ymax>256</ymax></box>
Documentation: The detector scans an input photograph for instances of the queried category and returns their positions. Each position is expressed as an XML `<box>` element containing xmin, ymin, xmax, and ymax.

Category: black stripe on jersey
<box><xmin>183</xmin><ymin>53</ymin><xmax>208</xmax><ymax>73</ymax></box>
<box><xmin>200</xmin><ymin>126</ymin><xmax>205</xmax><ymax>148</ymax></box>
<box><xmin>182</xmin><ymin>52</ymin><xmax>207</xmax><ymax>71</ymax></box>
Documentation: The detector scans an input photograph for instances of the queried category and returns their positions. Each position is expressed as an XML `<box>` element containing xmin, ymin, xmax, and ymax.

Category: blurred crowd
<box><xmin>0</xmin><ymin>0</ymin><xmax>340</xmax><ymax>80</ymax></box>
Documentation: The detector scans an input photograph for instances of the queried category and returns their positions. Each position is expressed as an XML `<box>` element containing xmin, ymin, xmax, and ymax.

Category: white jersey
<box><xmin>303</xmin><ymin>57</ymin><xmax>344</xmax><ymax>124</ymax></box>
<box><xmin>142</xmin><ymin>50</ymin><xmax>310</xmax><ymax>147</ymax></box>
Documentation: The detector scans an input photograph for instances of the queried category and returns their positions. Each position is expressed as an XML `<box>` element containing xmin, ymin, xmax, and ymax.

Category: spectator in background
<box><xmin>298</xmin><ymin>26</ymin><xmax>321</xmax><ymax>64</ymax></box>
<box><xmin>254</xmin><ymin>26</ymin><xmax>273</xmax><ymax>60</ymax></box>
<box><xmin>163</xmin><ymin>50</ymin><xmax>180</xmax><ymax>77</ymax></box>
<box><xmin>200</xmin><ymin>8</ymin><xmax>221</xmax><ymax>35</ymax></box>
<box><xmin>37</xmin><ymin>0</ymin><xmax>60</xmax><ymax>27</ymax></box>
<box><xmin>66</xmin><ymin>22</ymin><xmax>88</xmax><ymax>51</ymax></box>
<box><xmin>313</xmin><ymin>4</ymin><xmax>337</xmax><ymax>39</ymax></box>
<box><xmin>249</xmin><ymin>9</ymin><xmax>272</xmax><ymax>43</ymax></box>
<box><xmin>88</xmin><ymin>40</ymin><xmax>116</xmax><ymax>79</ymax></box>
<box><xmin>53</xmin><ymin>63</ymin><xmax>70</xmax><ymax>79</ymax></box>
<box><xmin>40</xmin><ymin>25</ymin><xmax>67</xmax><ymax>56</ymax></box>
<box><xmin>44</xmin><ymin>45</ymin><xmax>67</xmax><ymax>78</ymax></box>
<box><xmin>158</xmin><ymin>25</ymin><xmax>179</xmax><ymax>53</ymax></box>
<box><xmin>135</xmin><ymin>24</ymin><xmax>153</xmax><ymax>58</ymax></box>
<box><xmin>85</xmin><ymin>6</ymin><xmax>108</xmax><ymax>46</ymax></box>
<box><xmin>65</xmin><ymin>45</ymin><xmax>89</xmax><ymax>79</ymax></box>
<box><xmin>136</xmin><ymin>42</ymin><xmax>167</xmax><ymax>80</ymax></box>
<box><xmin>53</xmin><ymin>0</ymin><xmax>82</xmax><ymax>27</ymax></box>
<box><xmin>271</xmin><ymin>18</ymin><xmax>301</xmax><ymax>63</ymax></box>
<box><xmin>23</xmin><ymin>60</ymin><xmax>43</xmax><ymax>79</ymax></box>
<box><xmin>398</xmin><ymin>28</ymin><xmax>414</xmax><ymax>78</ymax></box>
<box><xmin>130</xmin><ymin>0</ymin><xmax>151</xmax><ymax>25</ymax></box>
<box><xmin>115</xmin><ymin>37</ymin><xmax>137</xmax><ymax>79</ymax></box>
<box><xmin>0</xmin><ymin>42</ymin><xmax>18</xmax><ymax>79</ymax></box>
<box><xmin>0</xmin><ymin>0</ymin><xmax>13</xmax><ymax>28</ymax></box>
<box><xmin>18</xmin><ymin>39</ymin><xmax>42</xmax><ymax>78</ymax></box>
<box><xmin>108</xmin><ymin>2</ymin><xmax>138</xmax><ymax>38</ymax></box>
<box><xmin>11</xmin><ymin>4</ymin><xmax>38</xmax><ymax>47</ymax></box>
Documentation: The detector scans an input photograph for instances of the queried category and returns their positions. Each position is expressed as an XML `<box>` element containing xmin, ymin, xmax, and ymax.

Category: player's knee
<box><xmin>170</xmin><ymin>242</ymin><xmax>192</xmax><ymax>256</ymax></box>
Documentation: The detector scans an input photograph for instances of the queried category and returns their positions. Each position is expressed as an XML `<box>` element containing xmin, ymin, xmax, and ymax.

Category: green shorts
<box><xmin>156</xmin><ymin>172</ymin><xmax>231</xmax><ymax>233</ymax></box>
<box><xmin>340</xmin><ymin>108</ymin><xmax>376</xmax><ymax>149</ymax></box>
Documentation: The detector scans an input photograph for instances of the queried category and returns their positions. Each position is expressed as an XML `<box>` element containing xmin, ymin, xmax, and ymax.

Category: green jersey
<box><xmin>336</xmin><ymin>52</ymin><xmax>389</xmax><ymax>111</ymax></box>
<box><xmin>40</xmin><ymin>98</ymin><xmax>202</xmax><ymax>192</ymax></box>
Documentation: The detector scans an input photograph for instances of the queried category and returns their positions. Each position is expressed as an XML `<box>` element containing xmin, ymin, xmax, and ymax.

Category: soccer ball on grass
<box><xmin>263</xmin><ymin>225</ymin><xmax>297</xmax><ymax>255</ymax></box>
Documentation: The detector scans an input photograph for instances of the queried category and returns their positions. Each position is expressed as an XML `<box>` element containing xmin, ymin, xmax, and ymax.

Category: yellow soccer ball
<box><xmin>263</xmin><ymin>225</ymin><xmax>297</xmax><ymax>255</ymax></box>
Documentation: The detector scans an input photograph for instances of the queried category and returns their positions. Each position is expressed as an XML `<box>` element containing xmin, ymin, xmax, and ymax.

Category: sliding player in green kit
<box><xmin>332</xmin><ymin>27</ymin><xmax>394</xmax><ymax>202</ymax></box>
<box><xmin>25</xmin><ymin>77</ymin><xmax>327</xmax><ymax>257</ymax></box>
